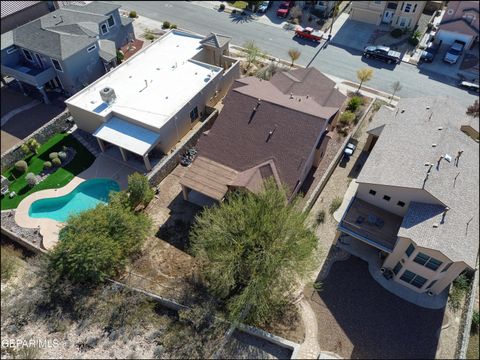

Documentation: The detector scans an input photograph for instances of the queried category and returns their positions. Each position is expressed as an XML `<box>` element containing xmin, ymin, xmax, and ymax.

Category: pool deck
<box><xmin>14</xmin><ymin>154</ymin><xmax>136</xmax><ymax>250</ymax></box>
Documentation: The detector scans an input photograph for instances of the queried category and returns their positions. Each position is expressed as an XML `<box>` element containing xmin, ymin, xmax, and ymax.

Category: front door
<box><xmin>382</xmin><ymin>10</ymin><xmax>394</xmax><ymax>24</ymax></box>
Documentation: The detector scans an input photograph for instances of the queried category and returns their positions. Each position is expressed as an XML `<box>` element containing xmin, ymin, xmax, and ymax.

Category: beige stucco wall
<box><xmin>383</xmin><ymin>237</ymin><xmax>469</xmax><ymax>294</ymax></box>
<box><xmin>313</xmin><ymin>134</ymin><xmax>331</xmax><ymax>167</ymax></box>
<box><xmin>392</xmin><ymin>1</ymin><xmax>426</xmax><ymax>28</ymax></box>
<box><xmin>356</xmin><ymin>182</ymin><xmax>443</xmax><ymax>216</ymax></box>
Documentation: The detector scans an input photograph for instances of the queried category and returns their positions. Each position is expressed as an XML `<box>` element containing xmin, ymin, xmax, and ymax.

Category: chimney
<box><xmin>440</xmin><ymin>207</ymin><xmax>449</xmax><ymax>224</ymax></box>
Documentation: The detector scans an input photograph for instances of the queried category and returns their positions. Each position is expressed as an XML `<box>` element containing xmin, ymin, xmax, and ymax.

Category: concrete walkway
<box><xmin>296</xmin><ymin>299</ymin><xmax>321</xmax><ymax>359</ymax></box>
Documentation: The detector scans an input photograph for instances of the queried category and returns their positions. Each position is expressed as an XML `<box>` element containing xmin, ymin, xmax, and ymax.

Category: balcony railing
<box><xmin>1</xmin><ymin>63</ymin><xmax>56</xmax><ymax>87</ymax></box>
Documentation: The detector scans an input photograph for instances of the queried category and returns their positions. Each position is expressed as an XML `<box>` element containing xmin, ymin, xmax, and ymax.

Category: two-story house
<box><xmin>1</xmin><ymin>1</ymin><xmax>57</xmax><ymax>34</ymax></box>
<box><xmin>350</xmin><ymin>1</ymin><xmax>426</xmax><ymax>29</ymax></box>
<box><xmin>0</xmin><ymin>1</ymin><xmax>134</xmax><ymax>102</ymax></box>
<box><xmin>335</xmin><ymin>97</ymin><xmax>478</xmax><ymax>303</ymax></box>
<box><xmin>437</xmin><ymin>0</ymin><xmax>479</xmax><ymax>49</ymax></box>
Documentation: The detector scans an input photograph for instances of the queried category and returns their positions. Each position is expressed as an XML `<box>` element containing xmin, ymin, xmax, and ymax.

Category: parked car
<box><xmin>362</xmin><ymin>45</ymin><xmax>401</xmax><ymax>64</ymax></box>
<box><xmin>419</xmin><ymin>42</ymin><xmax>440</xmax><ymax>63</ymax></box>
<box><xmin>277</xmin><ymin>1</ymin><xmax>294</xmax><ymax>18</ymax></box>
<box><xmin>443</xmin><ymin>40</ymin><xmax>465</xmax><ymax>64</ymax></box>
<box><xmin>344</xmin><ymin>143</ymin><xmax>356</xmax><ymax>157</ymax></box>
<box><xmin>459</xmin><ymin>81</ymin><xmax>480</xmax><ymax>93</ymax></box>
<box><xmin>257</xmin><ymin>1</ymin><xmax>271</xmax><ymax>13</ymax></box>
<box><xmin>294</xmin><ymin>26</ymin><xmax>324</xmax><ymax>42</ymax></box>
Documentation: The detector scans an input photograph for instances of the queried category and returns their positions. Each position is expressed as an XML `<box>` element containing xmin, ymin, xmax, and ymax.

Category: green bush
<box><xmin>52</xmin><ymin>157</ymin><xmax>61</xmax><ymax>167</ymax></box>
<box><xmin>20</xmin><ymin>139</ymin><xmax>41</xmax><ymax>155</ymax></box>
<box><xmin>116</xmin><ymin>50</ymin><xmax>125</xmax><ymax>63</ymax></box>
<box><xmin>43</xmin><ymin>161</ymin><xmax>52</xmax><ymax>170</ymax></box>
<box><xmin>329</xmin><ymin>197</ymin><xmax>342</xmax><ymax>214</ymax></box>
<box><xmin>339</xmin><ymin>111</ymin><xmax>356</xmax><ymax>125</ymax></box>
<box><xmin>391</xmin><ymin>28</ymin><xmax>403</xmax><ymax>38</ymax></box>
<box><xmin>316</xmin><ymin>210</ymin><xmax>326</xmax><ymax>224</ymax></box>
<box><xmin>408</xmin><ymin>37</ymin><xmax>420</xmax><ymax>46</ymax></box>
<box><xmin>14</xmin><ymin>160</ymin><xmax>28</xmax><ymax>173</ymax></box>
<box><xmin>162</xmin><ymin>21</ymin><xmax>170</xmax><ymax>29</ymax></box>
<box><xmin>347</xmin><ymin>96</ymin><xmax>363</xmax><ymax>112</ymax></box>
<box><xmin>127</xmin><ymin>172</ymin><xmax>154</xmax><ymax>209</ymax></box>
<box><xmin>219</xmin><ymin>3</ymin><xmax>225</xmax><ymax>10</ymax></box>
<box><xmin>49</xmin><ymin>152</ymin><xmax>58</xmax><ymax>160</ymax></box>
<box><xmin>25</xmin><ymin>173</ymin><xmax>37</xmax><ymax>188</ymax></box>
<box><xmin>472</xmin><ymin>310</ymin><xmax>480</xmax><ymax>333</ymax></box>
<box><xmin>170</xmin><ymin>24</ymin><xmax>177</xmax><ymax>29</ymax></box>
<box><xmin>129</xmin><ymin>10</ymin><xmax>137</xmax><ymax>18</ymax></box>
<box><xmin>449</xmin><ymin>273</ymin><xmax>471</xmax><ymax>311</ymax></box>
<box><xmin>58</xmin><ymin>151</ymin><xmax>67</xmax><ymax>160</ymax></box>
<box><xmin>145</xmin><ymin>33</ymin><xmax>155</xmax><ymax>41</ymax></box>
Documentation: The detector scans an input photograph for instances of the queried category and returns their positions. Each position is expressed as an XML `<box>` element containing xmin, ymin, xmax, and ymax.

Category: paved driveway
<box><xmin>308</xmin><ymin>256</ymin><xmax>446</xmax><ymax>359</ymax></box>
<box><xmin>331</xmin><ymin>20</ymin><xmax>377</xmax><ymax>52</ymax></box>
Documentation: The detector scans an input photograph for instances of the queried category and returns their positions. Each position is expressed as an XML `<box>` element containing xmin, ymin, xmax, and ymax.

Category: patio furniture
<box><xmin>1</xmin><ymin>175</ymin><xmax>10</xmax><ymax>196</ymax></box>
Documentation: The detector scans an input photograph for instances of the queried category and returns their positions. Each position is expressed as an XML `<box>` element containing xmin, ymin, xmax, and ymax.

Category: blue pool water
<box><xmin>29</xmin><ymin>178</ymin><xmax>120</xmax><ymax>222</ymax></box>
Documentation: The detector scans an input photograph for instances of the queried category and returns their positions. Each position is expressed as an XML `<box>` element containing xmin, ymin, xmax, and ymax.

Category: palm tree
<box><xmin>356</xmin><ymin>67</ymin><xmax>374</xmax><ymax>92</ymax></box>
<box><xmin>288</xmin><ymin>48</ymin><xmax>301</xmax><ymax>67</ymax></box>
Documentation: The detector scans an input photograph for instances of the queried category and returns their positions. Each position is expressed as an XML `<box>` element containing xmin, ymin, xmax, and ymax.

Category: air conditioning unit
<box><xmin>100</xmin><ymin>86</ymin><xmax>116</xmax><ymax>104</ymax></box>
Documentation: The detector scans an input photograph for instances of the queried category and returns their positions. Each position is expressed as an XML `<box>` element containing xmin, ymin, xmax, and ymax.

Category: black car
<box><xmin>420</xmin><ymin>42</ymin><xmax>440</xmax><ymax>63</ymax></box>
<box><xmin>363</xmin><ymin>45</ymin><xmax>401</xmax><ymax>64</ymax></box>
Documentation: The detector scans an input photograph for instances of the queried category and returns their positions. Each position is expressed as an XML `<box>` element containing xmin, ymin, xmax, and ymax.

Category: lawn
<box><xmin>1</xmin><ymin>133</ymin><xmax>95</xmax><ymax>210</ymax></box>
<box><xmin>229</xmin><ymin>1</ymin><xmax>248</xmax><ymax>10</ymax></box>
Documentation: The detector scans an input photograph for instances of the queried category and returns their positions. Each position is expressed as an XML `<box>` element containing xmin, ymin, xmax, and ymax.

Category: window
<box><xmin>107</xmin><ymin>15</ymin><xmax>115</xmax><ymax>27</ymax></box>
<box><xmin>404</xmin><ymin>3</ymin><xmax>412</xmax><ymax>13</ymax></box>
<box><xmin>397</xmin><ymin>201</ymin><xmax>406</xmax><ymax>207</ymax></box>
<box><xmin>101</xmin><ymin>23</ymin><xmax>108</xmax><ymax>35</ymax></box>
<box><xmin>393</xmin><ymin>262</ymin><xmax>403</xmax><ymax>275</ymax></box>
<box><xmin>87</xmin><ymin>44</ymin><xmax>97</xmax><ymax>53</ymax></box>
<box><xmin>414</xmin><ymin>252</ymin><xmax>443</xmax><ymax>271</ymax></box>
<box><xmin>383</xmin><ymin>195</ymin><xmax>391</xmax><ymax>201</ymax></box>
<box><xmin>426</xmin><ymin>280</ymin><xmax>437</xmax><ymax>290</ymax></box>
<box><xmin>23</xmin><ymin>49</ymin><xmax>33</xmax><ymax>62</ymax></box>
<box><xmin>405</xmin><ymin>244</ymin><xmax>415</xmax><ymax>257</ymax></box>
<box><xmin>399</xmin><ymin>17</ymin><xmax>407</xmax><ymax>27</ymax></box>
<box><xmin>6</xmin><ymin>46</ymin><xmax>17</xmax><ymax>54</ymax></box>
<box><xmin>400</xmin><ymin>270</ymin><xmax>427</xmax><ymax>288</ymax></box>
<box><xmin>189</xmin><ymin>107</ymin><xmax>199</xmax><ymax>122</ymax></box>
<box><xmin>369</xmin><ymin>189</ymin><xmax>377</xmax><ymax>196</ymax></box>
<box><xmin>413</xmin><ymin>4</ymin><xmax>417</xmax><ymax>12</ymax></box>
<box><xmin>51</xmin><ymin>58</ymin><xmax>63</xmax><ymax>72</ymax></box>
<box><xmin>442</xmin><ymin>263</ymin><xmax>452</xmax><ymax>273</ymax></box>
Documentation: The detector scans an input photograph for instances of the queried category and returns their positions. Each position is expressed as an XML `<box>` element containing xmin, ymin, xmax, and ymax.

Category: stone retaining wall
<box><xmin>0</xmin><ymin>224</ymin><xmax>46</xmax><ymax>255</ymax></box>
<box><xmin>1</xmin><ymin>110</ymin><xmax>72</xmax><ymax>171</ymax></box>
<box><xmin>147</xmin><ymin>107</ymin><xmax>219</xmax><ymax>186</ymax></box>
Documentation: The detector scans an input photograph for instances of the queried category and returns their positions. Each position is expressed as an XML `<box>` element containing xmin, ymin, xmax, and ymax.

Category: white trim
<box><xmin>107</xmin><ymin>14</ymin><xmax>116</xmax><ymax>28</ymax></box>
<box><xmin>51</xmin><ymin>58</ymin><xmax>63</xmax><ymax>72</ymax></box>
<box><xmin>6</xmin><ymin>46</ymin><xmax>18</xmax><ymax>54</ymax></box>
<box><xmin>23</xmin><ymin>49</ymin><xmax>34</xmax><ymax>62</ymax></box>
<box><xmin>87</xmin><ymin>44</ymin><xmax>97</xmax><ymax>53</ymax></box>
<box><xmin>101</xmin><ymin>23</ymin><xmax>109</xmax><ymax>35</ymax></box>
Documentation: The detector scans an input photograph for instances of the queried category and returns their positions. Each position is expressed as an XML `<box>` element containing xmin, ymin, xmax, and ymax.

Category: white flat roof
<box><xmin>94</xmin><ymin>116</ymin><xmax>160</xmax><ymax>156</ymax></box>
<box><xmin>66</xmin><ymin>30</ymin><xmax>223</xmax><ymax>130</ymax></box>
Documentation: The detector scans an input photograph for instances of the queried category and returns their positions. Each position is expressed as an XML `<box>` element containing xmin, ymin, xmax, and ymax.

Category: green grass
<box><xmin>231</xmin><ymin>1</ymin><xmax>248</xmax><ymax>10</ymax></box>
<box><xmin>1</xmin><ymin>133</ymin><xmax>95</xmax><ymax>210</ymax></box>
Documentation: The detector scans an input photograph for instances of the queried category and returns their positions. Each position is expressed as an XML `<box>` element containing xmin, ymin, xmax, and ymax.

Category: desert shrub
<box><xmin>391</xmin><ymin>28</ymin><xmax>403</xmax><ymax>38</ymax></box>
<box><xmin>316</xmin><ymin>210</ymin><xmax>326</xmax><ymax>225</ymax></box>
<box><xmin>219</xmin><ymin>3</ymin><xmax>225</xmax><ymax>10</ymax></box>
<box><xmin>408</xmin><ymin>36</ymin><xmax>419</xmax><ymax>46</ymax></box>
<box><xmin>1</xmin><ymin>245</ymin><xmax>21</xmax><ymax>281</ymax></box>
<box><xmin>129</xmin><ymin>10</ymin><xmax>137</xmax><ymax>18</ymax></box>
<box><xmin>162</xmin><ymin>21</ymin><xmax>170</xmax><ymax>29</ymax></box>
<box><xmin>449</xmin><ymin>273</ymin><xmax>471</xmax><ymax>311</ymax></box>
<box><xmin>49</xmin><ymin>152</ymin><xmax>58</xmax><ymax>160</ymax></box>
<box><xmin>14</xmin><ymin>160</ymin><xmax>28</xmax><ymax>173</ymax></box>
<box><xmin>58</xmin><ymin>151</ymin><xmax>67</xmax><ymax>160</ymax></box>
<box><xmin>329</xmin><ymin>197</ymin><xmax>342</xmax><ymax>214</ymax></box>
<box><xmin>43</xmin><ymin>161</ymin><xmax>52</xmax><ymax>170</ymax></box>
<box><xmin>52</xmin><ymin>157</ymin><xmax>61</xmax><ymax>167</ymax></box>
<box><xmin>127</xmin><ymin>172</ymin><xmax>154</xmax><ymax>209</ymax></box>
<box><xmin>347</xmin><ymin>96</ymin><xmax>363</xmax><ymax>112</ymax></box>
<box><xmin>339</xmin><ymin>111</ymin><xmax>356</xmax><ymax>125</ymax></box>
<box><xmin>25</xmin><ymin>173</ymin><xmax>37</xmax><ymax>188</ymax></box>
<box><xmin>170</xmin><ymin>24</ymin><xmax>177</xmax><ymax>29</ymax></box>
<box><xmin>145</xmin><ymin>33</ymin><xmax>155</xmax><ymax>41</ymax></box>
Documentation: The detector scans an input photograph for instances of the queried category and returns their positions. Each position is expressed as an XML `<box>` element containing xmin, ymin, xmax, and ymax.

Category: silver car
<box><xmin>443</xmin><ymin>41</ymin><xmax>465</xmax><ymax>64</ymax></box>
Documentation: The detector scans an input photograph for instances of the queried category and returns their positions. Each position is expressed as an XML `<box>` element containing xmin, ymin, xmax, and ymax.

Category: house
<box><xmin>296</xmin><ymin>1</ymin><xmax>340</xmax><ymax>17</ymax></box>
<box><xmin>1</xmin><ymin>1</ymin><xmax>56</xmax><ymax>34</ymax></box>
<box><xmin>0</xmin><ymin>1</ymin><xmax>135</xmax><ymax>102</ymax></box>
<box><xmin>350</xmin><ymin>1</ymin><xmax>426</xmax><ymax>28</ymax></box>
<box><xmin>336</xmin><ymin>97</ymin><xmax>479</xmax><ymax>299</ymax></box>
<box><xmin>180</xmin><ymin>68</ymin><xmax>346</xmax><ymax>207</ymax></box>
<box><xmin>65</xmin><ymin>30</ymin><xmax>240</xmax><ymax>172</ymax></box>
<box><xmin>436</xmin><ymin>0</ymin><xmax>479</xmax><ymax>49</ymax></box>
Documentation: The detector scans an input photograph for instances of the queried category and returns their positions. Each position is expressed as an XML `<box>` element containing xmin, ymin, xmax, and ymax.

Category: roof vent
<box><xmin>444</xmin><ymin>154</ymin><xmax>452</xmax><ymax>162</ymax></box>
<box><xmin>266</xmin><ymin>125</ymin><xmax>277</xmax><ymax>142</ymax></box>
<box><xmin>432</xmin><ymin>143</ymin><xmax>437</xmax><ymax>147</ymax></box>
<box><xmin>426</xmin><ymin>106</ymin><xmax>430</xmax><ymax>110</ymax></box>
<box><xmin>433</xmin><ymin>223</ymin><xmax>439</xmax><ymax>228</ymax></box>
<box><xmin>100</xmin><ymin>87</ymin><xmax>116</xmax><ymax>104</ymax></box>
<box><xmin>438</xmin><ymin>126</ymin><xmax>443</xmax><ymax>130</ymax></box>
<box><xmin>290</xmin><ymin>92</ymin><xmax>294</xmax><ymax>99</ymax></box>
<box><xmin>401</xmin><ymin>109</ymin><xmax>405</xmax><ymax>113</ymax></box>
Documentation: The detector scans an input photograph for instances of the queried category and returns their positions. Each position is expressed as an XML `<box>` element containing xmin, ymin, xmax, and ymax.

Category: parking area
<box><xmin>331</xmin><ymin>20</ymin><xmax>377</xmax><ymax>52</ymax></box>
<box><xmin>308</xmin><ymin>256</ymin><xmax>446</xmax><ymax>359</ymax></box>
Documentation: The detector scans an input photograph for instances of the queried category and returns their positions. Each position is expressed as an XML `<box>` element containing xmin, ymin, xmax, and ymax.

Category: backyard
<box><xmin>1</xmin><ymin>133</ymin><xmax>95</xmax><ymax>210</ymax></box>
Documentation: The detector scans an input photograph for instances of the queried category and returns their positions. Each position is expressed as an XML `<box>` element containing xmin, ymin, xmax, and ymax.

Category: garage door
<box><xmin>350</xmin><ymin>8</ymin><xmax>381</xmax><ymax>25</ymax></box>
<box><xmin>436</xmin><ymin>30</ymin><xmax>473</xmax><ymax>47</ymax></box>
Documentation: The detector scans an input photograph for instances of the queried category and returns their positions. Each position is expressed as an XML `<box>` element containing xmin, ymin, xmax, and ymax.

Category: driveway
<box><xmin>308</xmin><ymin>256</ymin><xmax>446</xmax><ymax>359</ymax></box>
<box><xmin>331</xmin><ymin>20</ymin><xmax>377</xmax><ymax>52</ymax></box>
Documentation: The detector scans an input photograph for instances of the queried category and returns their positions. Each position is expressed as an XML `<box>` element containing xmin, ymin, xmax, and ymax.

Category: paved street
<box><xmin>111</xmin><ymin>1</ymin><xmax>477</xmax><ymax>106</ymax></box>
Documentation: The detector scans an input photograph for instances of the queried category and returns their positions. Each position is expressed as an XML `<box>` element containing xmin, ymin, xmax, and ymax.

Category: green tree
<box><xmin>356</xmin><ymin>67</ymin><xmax>373</xmax><ymax>92</ymax></box>
<box><xmin>49</xmin><ymin>196</ymin><xmax>151</xmax><ymax>284</ymax></box>
<box><xmin>127</xmin><ymin>172</ymin><xmax>154</xmax><ymax>209</ymax></box>
<box><xmin>191</xmin><ymin>180</ymin><xmax>318</xmax><ymax>325</ymax></box>
<box><xmin>243</xmin><ymin>40</ymin><xmax>262</xmax><ymax>69</ymax></box>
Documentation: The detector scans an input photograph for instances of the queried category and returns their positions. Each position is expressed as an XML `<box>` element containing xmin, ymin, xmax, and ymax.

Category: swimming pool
<box><xmin>28</xmin><ymin>178</ymin><xmax>119</xmax><ymax>222</ymax></box>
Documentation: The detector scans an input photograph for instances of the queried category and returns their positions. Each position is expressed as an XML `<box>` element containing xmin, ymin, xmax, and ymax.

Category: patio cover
<box><xmin>93</xmin><ymin>116</ymin><xmax>160</xmax><ymax>156</ymax></box>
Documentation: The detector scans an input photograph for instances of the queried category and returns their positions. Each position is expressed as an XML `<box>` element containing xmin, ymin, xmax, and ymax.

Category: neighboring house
<box><xmin>350</xmin><ymin>1</ymin><xmax>426</xmax><ymax>28</ymax></box>
<box><xmin>65</xmin><ymin>31</ymin><xmax>240</xmax><ymax>171</ymax></box>
<box><xmin>437</xmin><ymin>0</ymin><xmax>479</xmax><ymax>49</ymax></box>
<box><xmin>0</xmin><ymin>1</ymin><xmax>135</xmax><ymax>102</ymax></box>
<box><xmin>1</xmin><ymin>1</ymin><xmax>56</xmax><ymax>34</ymax></box>
<box><xmin>296</xmin><ymin>1</ymin><xmax>340</xmax><ymax>17</ymax></box>
<box><xmin>336</xmin><ymin>97</ymin><xmax>479</xmax><ymax>298</ymax></box>
<box><xmin>180</xmin><ymin>68</ymin><xmax>346</xmax><ymax>207</ymax></box>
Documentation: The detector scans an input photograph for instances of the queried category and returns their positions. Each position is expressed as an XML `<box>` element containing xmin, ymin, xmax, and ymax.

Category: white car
<box><xmin>344</xmin><ymin>143</ymin><xmax>356</xmax><ymax>157</ymax></box>
<box><xmin>443</xmin><ymin>41</ymin><xmax>465</xmax><ymax>64</ymax></box>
